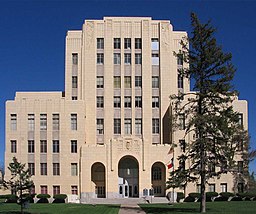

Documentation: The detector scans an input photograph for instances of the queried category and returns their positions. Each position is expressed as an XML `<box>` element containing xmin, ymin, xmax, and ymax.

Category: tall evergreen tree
<box><xmin>3</xmin><ymin>157</ymin><xmax>34</xmax><ymax>214</ymax></box>
<box><xmin>167</xmin><ymin>13</ymin><xmax>244</xmax><ymax>213</ymax></box>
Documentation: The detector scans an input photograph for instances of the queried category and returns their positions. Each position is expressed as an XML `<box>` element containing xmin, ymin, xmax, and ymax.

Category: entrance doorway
<box><xmin>91</xmin><ymin>162</ymin><xmax>106</xmax><ymax>198</ymax></box>
<box><xmin>118</xmin><ymin>156</ymin><xmax>139</xmax><ymax>198</ymax></box>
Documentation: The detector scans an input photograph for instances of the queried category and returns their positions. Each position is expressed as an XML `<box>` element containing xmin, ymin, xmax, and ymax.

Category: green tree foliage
<box><xmin>167</xmin><ymin>13</ymin><xmax>245</xmax><ymax>213</ymax></box>
<box><xmin>3</xmin><ymin>157</ymin><xmax>34</xmax><ymax>214</ymax></box>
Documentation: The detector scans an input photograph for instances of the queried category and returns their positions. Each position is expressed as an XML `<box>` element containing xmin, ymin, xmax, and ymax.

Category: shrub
<box><xmin>0</xmin><ymin>194</ymin><xmax>18</xmax><ymax>203</ymax></box>
<box><xmin>53</xmin><ymin>194</ymin><xmax>67</xmax><ymax>200</ymax></box>
<box><xmin>176</xmin><ymin>192</ymin><xmax>185</xmax><ymax>202</ymax></box>
<box><xmin>214</xmin><ymin>196</ymin><xmax>228</xmax><ymax>201</ymax></box>
<box><xmin>206</xmin><ymin>192</ymin><xmax>218</xmax><ymax>202</ymax></box>
<box><xmin>37</xmin><ymin>198</ymin><xmax>49</xmax><ymax>203</ymax></box>
<box><xmin>230</xmin><ymin>196</ymin><xmax>243</xmax><ymax>201</ymax></box>
<box><xmin>184</xmin><ymin>196</ymin><xmax>195</xmax><ymax>202</ymax></box>
<box><xmin>22</xmin><ymin>193</ymin><xmax>36</xmax><ymax>203</ymax></box>
<box><xmin>220</xmin><ymin>192</ymin><xmax>234</xmax><ymax>198</ymax></box>
<box><xmin>36</xmin><ymin>194</ymin><xmax>51</xmax><ymax>199</ymax></box>
<box><xmin>188</xmin><ymin>192</ymin><xmax>201</xmax><ymax>199</ymax></box>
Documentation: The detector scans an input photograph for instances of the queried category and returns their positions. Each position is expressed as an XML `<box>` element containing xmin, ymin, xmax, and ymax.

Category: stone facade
<box><xmin>5</xmin><ymin>17</ymin><xmax>247</xmax><ymax>201</ymax></box>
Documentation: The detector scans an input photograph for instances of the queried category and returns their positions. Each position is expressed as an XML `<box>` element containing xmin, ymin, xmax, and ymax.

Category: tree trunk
<box><xmin>200</xmin><ymin>158</ymin><xmax>206</xmax><ymax>213</ymax></box>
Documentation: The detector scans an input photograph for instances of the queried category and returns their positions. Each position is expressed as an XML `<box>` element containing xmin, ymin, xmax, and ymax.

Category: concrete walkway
<box><xmin>118</xmin><ymin>204</ymin><xmax>146</xmax><ymax>214</ymax></box>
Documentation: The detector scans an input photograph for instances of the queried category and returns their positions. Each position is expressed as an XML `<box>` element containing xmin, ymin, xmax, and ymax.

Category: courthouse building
<box><xmin>5</xmin><ymin>17</ymin><xmax>247</xmax><ymax>201</ymax></box>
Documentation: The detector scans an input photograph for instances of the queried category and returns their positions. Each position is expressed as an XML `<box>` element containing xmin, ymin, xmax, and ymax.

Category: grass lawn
<box><xmin>0</xmin><ymin>203</ymin><xmax>120</xmax><ymax>214</ymax></box>
<box><xmin>139</xmin><ymin>201</ymin><xmax>256</xmax><ymax>214</ymax></box>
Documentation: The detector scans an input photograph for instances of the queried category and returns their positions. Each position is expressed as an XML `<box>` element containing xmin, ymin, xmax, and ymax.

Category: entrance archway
<box><xmin>118</xmin><ymin>156</ymin><xmax>139</xmax><ymax>198</ymax></box>
<box><xmin>91</xmin><ymin>162</ymin><xmax>106</xmax><ymax>198</ymax></box>
<box><xmin>151</xmin><ymin>162</ymin><xmax>166</xmax><ymax>197</ymax></box>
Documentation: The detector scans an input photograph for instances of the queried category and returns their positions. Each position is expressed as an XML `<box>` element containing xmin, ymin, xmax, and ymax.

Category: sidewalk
<box><xmin>118</xmin><ymin>204</ymin><xmax>146</xmax><ymax>214</ymax></box>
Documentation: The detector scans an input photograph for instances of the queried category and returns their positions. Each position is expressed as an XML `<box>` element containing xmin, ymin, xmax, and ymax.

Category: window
<box><xmin>237</xmin><ymin>183</ymin><xmax>244</xmax><ymax>193</ymax></box>
<box><xmin>97</xmin><ymin>38</ymin><xmax>104</xmax><ymax>49</ymax></box>
<box><xmin>124</xmin><ymin>96</ymin><xmax>131</xmax><ymax>108</ymax></box>
<box><xmin>72</xmin><ymin>96</ymin><xmax>77</xmax><ymax>100</ymax></box>
<box><xmin>220</xmin><ymin>183</ymin><xmax>227</xmax><ymax>192</ymax></box>
<box><xmin>28</xmin><ymin>114</ymin><xmax>35</xmax><ymax>131</ymax></box>
<box><xmin>152</xmin><ymin>167</ymin><xmax>162</xmax><ymax>180</ymax></box>
<box><xmin>135</xmin><ymin>96</ymin><xmax>142</xmax><ymax>108</ymax></box>
<box><xmin>97</xmin><ymin>119</ymin><xmax>104</xmax><ymax>134</ymax></box>
<box><xmin>28</xmin><ymin>163</ymin><xmax>35</xmax><ymax>175</ymax></box>
<box><xmin>114</xmin><ymin>96</ymin><xmax>121</xmax><ymax>108</ymax></box>
<box><xmin>28</xmin><ymin>140</ymin><xmax>35</xmax><ymax>153</ymax></box>
<box><xmin>238</xmin><ymin>113</ymin><xmax>243</xmax><ymax>126</ymax></box>
<box><xmin>10</xmin><ymin>114</ymin><xmax>17</xmax><ymax>131</ymax></box>
<box><xmin>124</xmin><ymin>53</ymin><xmax>131</xmax><ymax>64</ymax></box>
<box><xmin>208</xmin><ymin>184</ymin><xmax>216</xmax><ymax>192</ymax></box>
<box><xmin>71</xmin><ymin>114</ymin><xmax>77</xmax><ymax>130</ymax></box>
<box><xmin>152</xmin><ymin>96</ymin><xmax>159</xmax><ymax>108</ymax></box>
<box><xmin>124</xmin><ymin>119</ymin><xmax>132</xmax><ymax>135</ymax></box>
<box><xmin>177</xmin><ymin>54</ymin><xmax>183</xmax><ymax>66</ymax></box>
<box><xmin>114</xmin><ymin>76</ymin><xmax>121</xmax><ymax>88</ymax></box>
<box><xmin>114</xmin><ymin>53</ymin><xmax>121</xmax><ymax>64</ymax></box>
<box><xmin>152</xmin><ymin>76</ymin><xmax>159</xmax><ymax>88</ymax></box>
<box><xmin>124</xmin><ymin>76</ymin><xmax>131</xmax><ymax>88</ymax></box>
<box><xmin>71</xmin><ymin>163</ymin><xmax>78</xmax><ymax>176</ymax></box>
<box><xmin>97</xmin><ymin>53</ymin><xmax>104</xmax><ymax>64</ymax></box>
<box><xmin>40</xmin><ymin>163</ymin><xmax>47</xmax><ymax>176</ymax></box>
<box><xmin>72</xmin><ymin>53</ymin><xmax>78</xmax><ymax>65</ymax></box>
<box><xmin>72</xmin><ymin>76</ymin><xmax>78</xmax><ymax>88</ymax></box>
<box><xmin>114</xmin><ymin>119</ymin><xmax>121</xmax><ymax>134</ymax></box>
<box><xmin>71</xmin><ymin>186</ymin><xmax>78</xmax><ymax>195</ymax></box>
<box><xmin>238</xmin><ymin>161</ymin><xmax>243</xmax><ymax>173</ymax></box>
<box><xmin>152</xmin><ymin>118</ymin><xmax>160</xmax><ymax>134</ymax></box>
<box><xmin>53</xmin><ymin>163</ymin><xmax>60</xmax><ymax>176</ymax></box>
<box><xmin>53</xmin><ymin>185</ymin><xmax>60</xmax><ymax>195</ymax></box>
<box><xmin>179</xmin><ymin>140</ymin><xmax>186</xmax><ymax>153</ymax></box>
<box><xmin>71</xmin><ymin>140</ymin><xmax>77</xmax><ymax>153</ymax></box>
<box><xmin>53</xmin><ymin>140</ymin><xmax>60</xmax><ymax>153</ymax></box>
<box><xmin>179</xmin><ymin>113</ymin><xmax>185</xmax><ymax>130</ymax></box>
<box><xmin>97</xmin><ymin>96</ymin><xmax>104</xmax><ymax>108</ymax></box>
<box><xmin>40</xmin><ymin>140</ymin><xmax>47</xmax><ymax>153</ymax></box>
<box><xmin>178</xmin><ymin>74</ymin><xmax>184</xmax><ymax>89</ymax></box>
<box><xmin>135</xmin><ymin>38</ymin><xmax>142</xmax><ymax>49</ymax></box>
<box><xmin>152</xmin><ymin>53</ymin><xmax>159</xmax><ymax>65</ymax></box>
<box><xmin>124</xmin><ymin>38</ymin><xmax>131</xmax><ymax>49</ymax></box>
<box><xmin>135</xmin><ymin>76</ymin><xmax>142</xmax><ymax>88</ymax></box>
<box><xmin>114</xmin><ymin>38</ymin><xmax>121</xmax><ymax>49</ymax></box>
<box><xmin>153</xmin><ymin>186</ymin><xmax>162</xmax><ymax>194</ymax></box>
<box><xmin>135</xmin><ymin>119</ymin><xmax>142</xmax><ymax>135</ymax></box>
<box><xmin>151</xmin><ymin>38</ymin><xmax>159</xmax><ymax>50</ymax></box>
<box><xmin>135</xmin><ymin>53</ymin><xmax>142</xmax><ymax>64</ymax></box>
<box><xmin>40</xmin><ymin>114</ymin><xmax>47</xmax><ymax>130</ymax></box>
<box><xmin>40</xmin><ymin>185</ymin><xmax>48</xmax><ymax>194</ymax></box>
<box><xmin>97</xmin><ymin>76</ymin><xmax>104</xmax><ymax>88</ymax></box>
<box><xmin>11</xmin><ymin>140</ymin><xmax>16</xmax><ymax>153</ymax></box>
<box><xmin>52</xmin><ymin>114</ymin><xmax>59</xmax><ymax>131</ymax></box>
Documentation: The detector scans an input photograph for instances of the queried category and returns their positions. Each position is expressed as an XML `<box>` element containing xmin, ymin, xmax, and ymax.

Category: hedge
<box><xmin>176</xmin><ymin>192</ymin><xmax>185</xmax><ymax>202</ymax></box>
<box><xmin>36</xmin><ymin>194</ymin><xmax>51</xmax><ymax>199</ymax></box>
<box><xmin>188</xmin><ymin>192</ymin><xmax>201</xmax><ymax>199</ymax></box>
<box><xmin>184</xmin><ymin>195</ymin><xmax>195</xmax><ymax>202</ymax></box>
<box><xmin>53</xmin><ymin>194</ymin><xmax>67</xmax><ymax>200</ymax></box>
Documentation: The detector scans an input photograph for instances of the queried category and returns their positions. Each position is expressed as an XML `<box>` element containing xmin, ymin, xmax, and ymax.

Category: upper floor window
<box><xmin>114</xmin><ymin>38</ymin><xmax>121</xmax><ymax>49</ymax></box>
<box><xmin>72</xmin><ymin>53</ymin><xmax>78</xmax><ymax>65</ymax></box>
<box><xmin>124</xmin><ymin>38</ymin><xmax>131</xmax><ymax>49</ymax></box>
<box><xmin>152</xmin><ymin>118</ymin><xmax>160</xmax><ymax>134</ymax></box>
<box><xmin>124</xmin><ymin>96</ymin><xmax>132</xmax><ymax>108</ymax></box>
<box><xmin>151</xmin><ymin>38</ymin><xmax>159</xmax><ymax>50</ymax></box>
<box><xmin>124</xmin><ymin>53</ymin><xmax>131</xmax><ymax>64</ymax></box>
<box><xmin>53</xmin><ymin>140</ymin><xmax>60</xmax><ymax>153</ymax></box>
<box><xmin>28</xmin><ymin>140</ymin><xmax>35</xmax><ymax>153</ymax></box>
<box><xmin>135</xmin><ymin>76</ymin><xmax>142</xmax><ymax>88</ymax></box>
<box><xmin>152</xmin><ymin>76</ymin><xmax>159</xmax><ymax>88</ymax></box>
<box><xmin>97</xmin><ymin>119</ymin><xmax>104</xmax><ymax>134</ymax></box>
<box><xmin>114</xmin><ymin>53</ymin><xmax>121</xmax><ymax>64</ymax></box>
<box><xmin>152</xmin><ymin>96</ymin><xmax>159</xmax><ymax>108</ymax></box>
<box><xmin>114</xmin><ymin>76</ymin><xmax>121</xmax><ymax>88</ymax></box>
<box><xmin>177</xmin><ymin>54</ymin><xmax>183</xmax><ymax>66</ymax></box>
<box><xmin>152</xmin><ymin>53</ymin><xmax>159</xmax><ymax>65</ymax></box>
<box><xmin>11</xmin><ymin>140</ymin><xmax>17</xmax><ymax>153</ymax></box>
<box><xmin>124</xmin><ymin>119</ymin><xmax>132</xmax><ymax>135</ymax></box>
<box><xmin>71</xmin><ymin>163</ymin><xmax>78</xmax><ymax>176</ymax></box>
<box><xmin>135</xmin><ymin>53</ymin><xmax>142</xmax><ymax>65</ymax></box>
<box><xmin>28</xmin><ymin>163</ymin><xmax>35</xmax><ymax>176</ymax></box>
<box><xmin>178</xmin><ymin>74</ymin><xmax>184</xmax><ymax>89</ymax></box>
<box><xmin>40</xmin><ymin>114</ymin><xmax>47</xmax><ymax>131</ymax></box>
<box><xmin>71</xmin><ymin>140</ymin><xmax>77</xmax><ymax>153</ymax></box>
<box><xmin>97</xmin><ymin>38</ymin><xmax>104</xmax><ymax>49</ymax></box>
<box><xmin>52</xmin><ymin>114</ymin><xmax>59</xmax><ymax>131</ymax></box>
<box><xmin>114</xmin><ymin>119</ymin><xmax>121</xmax><ymax>134</ymax></box>
<box><xmin>114</xmin><ymin>96</ymin><xmax>121</xmax><ymax>108</ymax></box>
<box><xmin>72</xmin><ymin>76</ymin><xmax>78</xmax><ymax>88</ymax></box>
<box><xmin>97</xmin><ymin>96</ymin><xmax>104</xmax><ymax>108</ymax></box>
<box><xmin>124</xmin><ymin>76</ymin><xmax>131</xmax><ymax>88</ymax></box>
<box><xmin>53</xmin><ymin>164</ymin><xmax>60</xmax><ymax>176</ymax></box>
<box><xmin>10</xmin><ymin>114</ymin><xmax>17</xmax><ymax>131</ymax></box>
<box><xmin>71</xmin><ymin>114</ymin><xmax>77</xmax><ymax>130</ymax></box>
<box><xmin>135</xmin><ymin>96</ymin><xmax>142</xmax><ymax>108</ymax></box>
<box><xmin>28</xmin><ymin>114</ymin><xmax>35</xmax><ymax>131</ymax></box>
<box><xmin>135</xmin><ymin>119</ymin><xmax>142</xmax><ymax>135</ymax></box>
<box><xmin>135</xmin><ymin>38</ymin><xmax>142</xmax><ymax>49</ymax></box>
<box><xmin>40</xmin><ymin>163</ymin><xmax>47</xmax><ymax>176</ymax></box>
<box><xmin>40</xmin><ymin>140</ymin><xmax>47</xmax><ymax>153</ymax></box>
<box><xmin>97</xmin><ymin>76</ymin><xmax>104</xmax><ymax>88</ymax></box>
<box><xmin>97</xmin><ymin>53</ymin><xmax>104</xmax><ymax>64</ymax></box>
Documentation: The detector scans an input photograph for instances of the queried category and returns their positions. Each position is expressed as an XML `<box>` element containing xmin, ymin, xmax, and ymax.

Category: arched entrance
<box><xmin>118</xmin><ymin>156</ymin><xmax>139</xmax><ymax>198</ymax></box>
<box><xmin>151</xmin><ymin>162</ymin><xmax>166</xmax><ymax>197</ymax></box>
<box><xmin>91</xmin><ymin>162</ymin><xmax>106</xmax><ymax>198</ymax></box>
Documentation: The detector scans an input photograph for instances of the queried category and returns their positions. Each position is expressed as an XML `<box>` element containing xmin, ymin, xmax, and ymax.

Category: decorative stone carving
<box><xmin>161</xmin><ymin>23</ymin><xmax>170</xmax><ymax>49</ymax></box>
<box><xmin>86</xmin><ymin>21</ymin><xmax>94</xmax><ymax>49</ymax></box>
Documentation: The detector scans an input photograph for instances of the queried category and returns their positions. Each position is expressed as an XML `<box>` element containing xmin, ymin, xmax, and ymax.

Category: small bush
<box><xmin>206</xmin><ymin>192</ymin><xmax>218</xmax><ymax>202</ymax></box>
<box><xmin>36</xmin><ymin>194</ymin><xmax>51</xmax><ymax>199</ymax></box>
<box><xmin>184</xmin><ymin>196</ymin><xmax>195</xmax><ymax>202</ymax></box>
<box><xmin>53</xmin><ymin>194</ymin><xmax>67</xmax><ymax>200</ymax></box>
<box><xmin>230</xmin><ymin>196</ymin><xmax>243</xmax><ymax>201</ymax></box>
<box><xmin>176</xmin><ymin>192</ymin><xmax>185</xmax><ymax>202</ymax></box>
<box><xmin>220</xmin><ymin>192</ymin><xmax>234</xmax><ymax>198</ymax></box>
<box><xmin>188</xmin><ymin>192</ymin><xmax>201</xmax><ymax>199</ymax></box>
<box><xmin>214</xmin><ymin>196</ymin><xmax>228</xmax><ymax>201</ymax></box>
<box><xmin>0</xmin><ymin>194</ymin><xmax>18</xmax><ymax>203</ymax></box>
<box><xmin>37</xmin><ymin>198</ymin><xmax>49</xmax><ymax>203</ymax></box>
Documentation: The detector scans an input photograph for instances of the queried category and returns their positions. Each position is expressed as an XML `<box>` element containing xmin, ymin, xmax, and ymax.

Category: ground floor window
<box><xmin>71</xmin><ymin>186</ymin><xmax>78</xmax><ymax>195</ymax></box>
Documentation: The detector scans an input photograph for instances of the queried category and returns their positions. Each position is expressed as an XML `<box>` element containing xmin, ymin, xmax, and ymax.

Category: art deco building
<box><xmin>5</xmin><ymin>17</ymin><xmax>248</xmax><ymax>202</ymax></box>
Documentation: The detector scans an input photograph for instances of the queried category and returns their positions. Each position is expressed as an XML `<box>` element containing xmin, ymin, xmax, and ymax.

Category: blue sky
<box><xmin>0</xmin><ymin>0</ymin><xmax>255</xmax><ymax>173</ymax></box>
